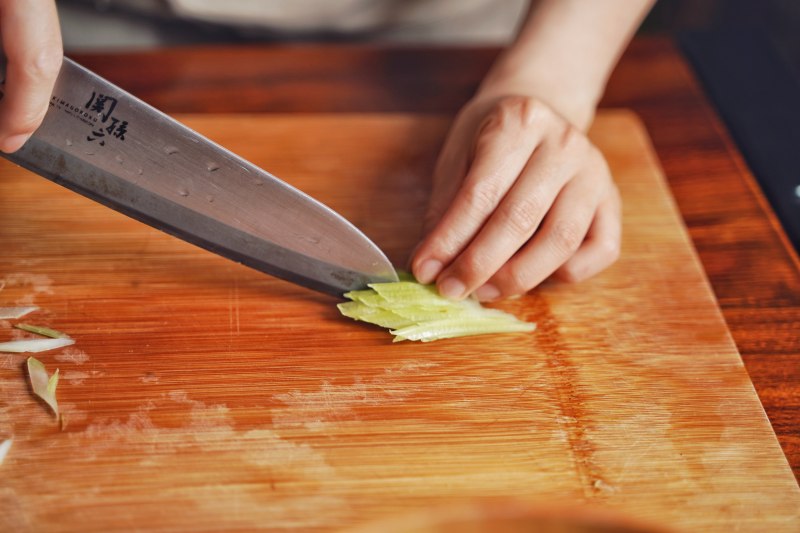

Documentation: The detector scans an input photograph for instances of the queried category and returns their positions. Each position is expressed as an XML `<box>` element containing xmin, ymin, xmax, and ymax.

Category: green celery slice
<box><xmin>391</xmin><ymin>317</ymin><xmax>537</xmax><ymax>343</ymax></box>
<box><xmin>368</xmin><ymin>282</ymin><xmax>452</xmax><ymax>307</ymax></box>
<box><xmin>389</xmin><ymin>305</ymin><xmax>463</xmax><ymax>322</ymax></box>
<box><xmin>14</xmin><ymin>323</ymin><xmax>69</xmax><ymax>339</ymax></box>
<box><xmin>337</xmin><ymin>301</ymin><xmax>414</xmax><ymax>330</ymax></box>
<box><xmin>339</xmin><ymin>279</ymin><xmax>536</xmax><ymax>342</ymax></box>
<box><xmin>343</xmin><ymin>290</ymin><xmax>389</xmax><ymax>308</ymax></box>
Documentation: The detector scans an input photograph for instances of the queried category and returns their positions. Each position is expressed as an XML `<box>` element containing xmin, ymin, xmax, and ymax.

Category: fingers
<box><xmin>412</xmin><ymin>95</ymin><xmax>621</xmax><ymax>300</ymax></box>
<box><xmin>553</xmin><ymin>183</ymin><xmax>621</xmax><ymax>283</ymax></box>
<box><xmin>0</xmin><ymin>0</ymin><xmax>63</xmax><ymax>153</ymax></box>
<box><xmin>472</xmin><ymin>160</ymin><xmax>605</xmax><ymax>300</ymax></box>
<box><xmin>411</xmin><ymin>96</ymin><xmax>550</xmax><ymax>285</ymax></box>
<box><xmin>434</xmin><ymin>128</ymin><xmax>590</xmax><ymax>299</ymax></box>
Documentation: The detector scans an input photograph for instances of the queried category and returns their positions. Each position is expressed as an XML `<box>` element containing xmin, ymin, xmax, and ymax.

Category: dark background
<box><xmin>646</xmin><ymin>0</ymin><xmax>800</xmax><ymax>253</ymax></box>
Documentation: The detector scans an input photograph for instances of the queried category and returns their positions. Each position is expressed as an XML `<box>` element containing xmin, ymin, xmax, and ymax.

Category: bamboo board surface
<box><xmin>0</xmin><ymin>111</ymin><xmax>798</xmax><ymax>532</ymax></box>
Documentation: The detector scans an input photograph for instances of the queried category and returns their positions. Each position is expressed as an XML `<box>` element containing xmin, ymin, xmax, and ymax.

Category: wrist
<box><xmin>476</xmin><ymin>54</ymin><xmax>602</xmax><ymax>130</ymax></box>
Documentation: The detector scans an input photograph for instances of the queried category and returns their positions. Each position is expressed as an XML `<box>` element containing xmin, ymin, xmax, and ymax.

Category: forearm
<box><xmin>478</xmin><ymin>0</ymin><xmax>655</xmax><ymax>129</ymax></box>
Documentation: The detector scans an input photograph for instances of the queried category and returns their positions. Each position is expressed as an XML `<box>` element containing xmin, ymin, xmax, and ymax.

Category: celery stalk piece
<box><xmin>0</xmin><ymin>306</ymin><xmax>39</xmax><ymax>320</ymax></box>
<box><xmin>369</xmin><ymin>282</ymin><xmax>453</xmax><ymax>307</ymax></box>
<box><xmin>339</xmin><ymin>279</ymin><xmax>536</xmax><ymax>342</ymax></box>
<box><xmin>391</xmin><ymin>317</ymin><xmax>537</xmax><ymax>343</ymax></box>
<box><xmin>389</xmin><ymin>305</ymin><xmax>463</xmax><ymax>322</ymax></box>
<box><xmin>343</xmin><ymin>290</ymin><xmax>389</xmax><ymax>308</ymax></box>
<box><xmin>337</xmin><ymin>301</ymin><xmax>414</xmax><ymax>330</ymax></box>
<box><xmin>0</xmin><ymin>338</ymin><xmax>75</xmax><ymax>353</ymax></box>
<box><xmin>0</xmin><ymin>438</ymin><xmax>11</xmax><ymax>465</ymax></box>
<box><xmin>14</xmin><ymin>324</ymin><xmax>69</xmax><ymax>339</ymax></box>
<box><xmin>27</xmin><ymin>357</ymin><xmax>60</xmax><ymax>418</ymax></box>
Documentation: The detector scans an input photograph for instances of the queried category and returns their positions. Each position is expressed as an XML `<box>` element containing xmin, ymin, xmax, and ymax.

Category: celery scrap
<box><xmin>343</xmin><ymin>290</ymin><xmax>389</xmax><ymax>308</ymax></box>
<box><xmin>14</xmin><ymin>323</ymin><xmax>69</xmax><ymax>339</ymax></box>
<box><xmin>392</xmin><ymin>317</ymin><xmax>536</xmax><ymax>342</ymax></box>
<box><xmin>337</xmin><ymin>301</ymin><xmax>413</xmax><ymax>330</ymax></box>
<box><xmin>0</xmin><ymin>338</ymin><xmax>74</xmax><ymax>353</ymax></box>
<box><xmin>339</xmin><ymin>279</ymin><xmax>536</xmax><ymax>342</ymax></box>
<box><xmin>0</xmin><ymin>306</ymin><xmax>39</xmax><ymax>320</ymax></box>
<box><xmin>0</xmin><ymin>438</ymin><xmax>11</xmax><ymax>465</ymax></box>
<box><xmin>27</xmin><ymin>357</ymin><xmax>60</xmax><ymax>418</ymax></box>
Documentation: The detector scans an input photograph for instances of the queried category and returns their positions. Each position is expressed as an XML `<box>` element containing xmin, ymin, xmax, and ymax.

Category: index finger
<box><xmin>0</xmin><ymin>0</ymin><xmax>63</xmax><ymax>153</ymax></box>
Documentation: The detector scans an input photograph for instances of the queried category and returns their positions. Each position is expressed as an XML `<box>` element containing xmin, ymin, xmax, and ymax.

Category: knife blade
<box><xmin>1</xmin><ymin>58</ymin><xmax>398</xmax><ymax>295</ymax></box>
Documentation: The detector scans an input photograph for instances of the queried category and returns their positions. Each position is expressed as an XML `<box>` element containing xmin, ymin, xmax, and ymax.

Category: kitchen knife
<box><xmin>0</xmin><ymin>58</ymin><xmax>398</xmax><ymax>295</ymax></box>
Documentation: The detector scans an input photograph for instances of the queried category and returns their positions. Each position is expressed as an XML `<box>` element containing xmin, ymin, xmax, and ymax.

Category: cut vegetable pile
<box><xmin>1</xmin><ymin>281</ymin><xmax>69</xmax><ymax>421</ymax></box>
<box><xmin>338</xmin><ymin>281</ymin><xmax>535</xmax><ymax>342</ymax></box>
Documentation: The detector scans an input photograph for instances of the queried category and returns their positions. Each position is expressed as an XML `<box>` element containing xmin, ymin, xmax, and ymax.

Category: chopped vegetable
<box><xmin>0</xmin><ymin>338</ymin><xmax>75</xmax><ymax>353</ymax></box>
<box><xmin>0</xmin><ymin>306</ymin><xmax>39</xmax><ymax>320</ymax></box>
<box><xmin>0</xmin><ymin>438</ymin><xmax>11</xmax><ymax>465</ymax></box>
<box><xmin>338</xmin><ymin>280</ymin><xmax>536</xmax><ymax>342</ymax></box>
<box><xmin>338</xmin><ymin>301</ymin><xmax>413</xmax><ymax>330</ymax></box>
<box><xmin>14</xmin><ymin>323</ymin><xmax>69</xmax><ymax>339</ymax></box>
<box><xmin>27</xmin><ymin>357</ymin><xmax>60</xmax><ymax>418</ymax></box>
<box><xmin>391</xmin><ymin>317</ymin><xmax>537</xmax><ymax>342</ymax></box>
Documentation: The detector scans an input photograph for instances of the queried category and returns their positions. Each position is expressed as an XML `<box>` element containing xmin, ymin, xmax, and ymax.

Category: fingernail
<box><xmin>474</xmin><ymin>284</ymin><xmax>500</xmax><ymax>302</ymax></box>
<box><xmin>2</xmin><ymin>134</ymin><xmax>30</xmax><ymax>153</ymax></box>
<box><xmin>415</xmin><ymin>259</ymin><xmax>443</xmax><ymax>284</ymax></box>
<box><xmin>438</xmin><ymin>277</ymin><xmax>466</xmax><ymax>300</ymax></box>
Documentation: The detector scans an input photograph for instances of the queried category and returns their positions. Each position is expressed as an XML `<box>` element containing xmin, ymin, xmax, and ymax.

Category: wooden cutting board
<box><xmin>1</xmin><ymin>111</ymin><xmax>798</xmax><ymax>532</ymax></box>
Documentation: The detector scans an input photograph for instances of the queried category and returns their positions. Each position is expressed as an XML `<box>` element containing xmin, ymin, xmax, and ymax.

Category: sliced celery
<box><xmin>0</xmin><ymin>438</ymin><xmax>11</xmax><ymax>466</ymax></box>
<box><xmin>369</xmin><ymin>282</ymin><xmax>451</xmax><ymax>306</ymax></box>
<box><xmin>337</xmin><ymin>301</ymin><xmax>413</xmax><ymax>330</ymax></box>
<box><xmin>0</xmin><ymin>338</ymin><xmax>74</xmax><ymax>353</ymax></box>
<box><xmin>392</xmin><ymin>317</ymin><xmax>536</xmax><ymax>343</ymax></box>
<box><xmin>14</xmin><ymin>323</ymin><xmax>69</xmax><ymax>339</ymax></box>
<box><xmin>0</xmin><ymin>306</ymin><xmax>38</xmax><ymax>320</ymax></box>
<box><xmin>27</xmin><ymin>357</ymin><xmax>60</xmax><ymax>418</ymax></box>
<box><xmin>390</xmin><ymin>305</ymin><xmax>462</xmax><ymax>322</ymax></box>
<box><xmin>339</xmin><ymin>279</ymin><xmax>536</xmax><ymax>342</ymax></box>
<box><xmin>343</xmin><ymin>290</ymin><xmax>389</xmax><ymax>308</ymax></box>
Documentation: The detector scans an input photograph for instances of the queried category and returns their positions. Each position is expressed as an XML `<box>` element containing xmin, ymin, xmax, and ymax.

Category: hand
<box><xmin>410</xmin><ymin>94</ymin><xmax>621</xmax><ymax>301</ymax></box>
<box><xmin>0</xmin><ymin>0</ymin><xmax>63</xmax><ymax>153</ymax></box>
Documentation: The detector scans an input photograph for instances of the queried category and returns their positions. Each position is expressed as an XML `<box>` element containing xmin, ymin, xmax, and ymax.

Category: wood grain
<box><xmin>0</xmin><ymin>112</ymin><xmax>797</xmax><ymax>531</ymax></box>
<box><xmin>71</xmin><ymin>39</ymin><xmax>800</xmax><ymax>480</ymax></box>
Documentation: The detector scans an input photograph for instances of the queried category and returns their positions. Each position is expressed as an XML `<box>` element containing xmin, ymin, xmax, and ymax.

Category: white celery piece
<box><xmin>27</xmin><ymin>357</ymin><xmax>60</xmax><ymax>418</ymax></box>
<box><xmin>339</xmin><ymin>280</ymin><xmax>536</xmax><ymax>342</ymax></box>
<box><xmin>0</xmin><ymin>338</ymin><xmax>75</xmax><ymax>353</ymax></box>
<box><xmin>0</xmin><ymin>438</ymin><xmax>12</xmax><ymax>465</ymax></box>
<box><xmin>392</xmin><ymin>317</ymin><xmax>536</xmax><ymax>343</ymax></box>
<box><xmin>0</xmin><ymin>306</ymin><xmax>39</xmax><ymax>320</ymax></box>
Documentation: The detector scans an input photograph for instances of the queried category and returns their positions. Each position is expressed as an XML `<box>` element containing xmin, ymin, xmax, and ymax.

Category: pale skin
<box><xmin>410</xmin><ymin>0</ymin><xmax>655</xmax><ymax>300</ymax></box>
<box><xmin>2</xmin><ymin>0</ymin><xmax>653</xmax><ymax>301</ymax></box>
